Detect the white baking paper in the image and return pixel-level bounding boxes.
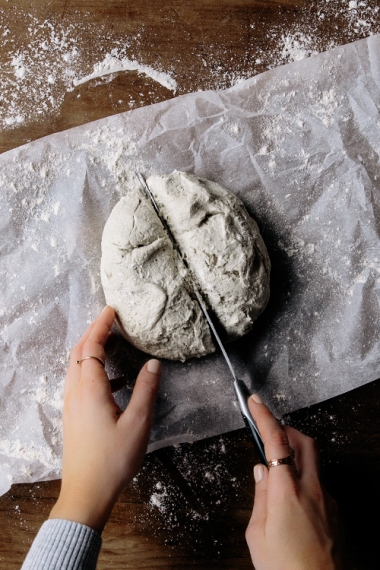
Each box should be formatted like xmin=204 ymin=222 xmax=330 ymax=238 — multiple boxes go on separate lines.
xmin=0 ymin=35 xmax=379 ymax=495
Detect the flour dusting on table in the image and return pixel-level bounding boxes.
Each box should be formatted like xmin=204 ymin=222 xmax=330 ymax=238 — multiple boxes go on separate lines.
xmin=0 ymin=13 xmax=175 ymax=130
xmin=74 ymin=50 xmax=178 ymax=93
xmin=1 ymin=3 xmax=380 ymax=133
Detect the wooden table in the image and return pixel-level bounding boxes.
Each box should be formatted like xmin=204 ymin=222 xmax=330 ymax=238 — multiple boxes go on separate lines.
xmin=1 ymin=2 xmax=379 ymax=568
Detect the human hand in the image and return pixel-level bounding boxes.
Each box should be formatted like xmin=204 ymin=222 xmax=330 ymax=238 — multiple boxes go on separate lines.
xmin=246 ymin=395 xmax=343 ymax=570
xmin=49 ymin=306 xmax=161 ymax=533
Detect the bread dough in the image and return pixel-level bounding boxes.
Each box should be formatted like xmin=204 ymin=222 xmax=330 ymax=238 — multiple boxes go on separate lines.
xmin=101 ymin=171 xmax=270 ymax=361
xmin=100 ymin=189 xmax=214 ymax=361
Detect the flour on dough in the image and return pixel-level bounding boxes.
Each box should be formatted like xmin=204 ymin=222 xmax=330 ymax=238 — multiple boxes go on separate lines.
xmin=101 ymin=188 xmax=214 ymax=361
xmin=101 ymin=171 xmax=270 ymax=360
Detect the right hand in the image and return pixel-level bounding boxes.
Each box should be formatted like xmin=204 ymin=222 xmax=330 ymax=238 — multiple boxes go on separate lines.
xmin=246 ymin=394 xmax=343 ymax=570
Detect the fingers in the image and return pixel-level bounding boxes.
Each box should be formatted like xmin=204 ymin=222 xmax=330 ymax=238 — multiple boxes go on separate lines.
xmin=65 ymin=307 xmax=115 ymax=397
xmin=79 ymin=306 xmax=115 ymax=377
xmin=121 ymin=359 xmax=161 ymax=433
xmin=285 ymin=425 xmax=320 ymax=482
xmin=246 ymin=462 xmax=268 ymax=557
xmin=65 ymin=322 xmax=95 ymax=397
xmin=248 ymin=463 xmax=268 ymax=531
xmin=249 ymin=395 xmax=292 ymax=464
xmin=249 ymin=396 xmax=321 ymax=489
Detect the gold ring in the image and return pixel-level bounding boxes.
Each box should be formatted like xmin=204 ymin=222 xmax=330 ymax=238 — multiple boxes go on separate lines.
xmin=267 ymin=455 xmax=296 ymax=469
xmin=76 ymin=356 xmax=105 ymax=368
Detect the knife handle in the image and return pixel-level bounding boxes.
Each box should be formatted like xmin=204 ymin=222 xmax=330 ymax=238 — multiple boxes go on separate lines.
xmin=233 ymin=379 xmax=268 ymax=467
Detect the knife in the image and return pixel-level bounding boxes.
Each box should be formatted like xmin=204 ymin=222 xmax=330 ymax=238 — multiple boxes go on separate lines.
xmin=135 ymin=171 xmax=267 ymax=466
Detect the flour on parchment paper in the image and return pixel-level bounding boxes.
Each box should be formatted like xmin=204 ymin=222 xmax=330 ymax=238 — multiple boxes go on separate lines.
xmin=0 ymin=122 xmax=141 ymax=491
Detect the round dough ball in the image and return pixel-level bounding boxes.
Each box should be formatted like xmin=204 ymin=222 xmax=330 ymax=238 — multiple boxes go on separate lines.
xmin=101 ymin=170 xmax=270 ymax=361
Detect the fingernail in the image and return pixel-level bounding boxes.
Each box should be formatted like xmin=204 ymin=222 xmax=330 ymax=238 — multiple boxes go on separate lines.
xmin=251 ymin=393 xmax=263 ymax=404
xmin=147 ymin=359 xmax=161 ymax=375
xmin=254 ymin=464 xmax=265 ymax=483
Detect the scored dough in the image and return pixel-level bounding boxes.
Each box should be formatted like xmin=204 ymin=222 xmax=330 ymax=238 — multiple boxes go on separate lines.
xmin=101 ymin=170 xmax=270 ymax=361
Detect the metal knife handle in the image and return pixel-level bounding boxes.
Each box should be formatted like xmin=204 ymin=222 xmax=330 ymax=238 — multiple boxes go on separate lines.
xmin=233 ymin=379 xmax=268 ymax=466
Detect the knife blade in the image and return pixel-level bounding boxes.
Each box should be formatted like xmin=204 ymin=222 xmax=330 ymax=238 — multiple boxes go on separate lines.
xmin=135 ymin=171 xmax=267 ymax=466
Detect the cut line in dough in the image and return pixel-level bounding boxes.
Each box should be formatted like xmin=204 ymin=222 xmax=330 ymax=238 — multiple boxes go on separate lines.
xmin=101 ymin=170 xmax=270 ymax=361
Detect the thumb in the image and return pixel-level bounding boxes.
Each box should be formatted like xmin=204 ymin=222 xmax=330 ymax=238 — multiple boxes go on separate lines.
xmin=119 ymin=359 xmax=161 ymax=439
xmin=247 ymin=463 xmax=268 ymax=538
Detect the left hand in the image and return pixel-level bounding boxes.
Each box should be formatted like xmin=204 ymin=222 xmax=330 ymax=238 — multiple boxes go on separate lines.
xmin=49 ymin=306 xmax=161 ymax=533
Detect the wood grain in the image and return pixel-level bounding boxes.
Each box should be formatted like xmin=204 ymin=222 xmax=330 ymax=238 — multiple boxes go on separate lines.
xmin=0 ymin=1 xmax=379 ymax=568
xmin=1 ymin=0 xmax=378 ymax=152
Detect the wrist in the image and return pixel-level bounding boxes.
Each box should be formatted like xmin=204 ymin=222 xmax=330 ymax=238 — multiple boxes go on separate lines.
xmin=49 ymin=482 xmax=119 ymax=534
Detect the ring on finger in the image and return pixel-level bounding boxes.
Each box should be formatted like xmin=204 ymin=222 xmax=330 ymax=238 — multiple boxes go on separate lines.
xmin=267 ymin=455 xmax=296 ymax=468
xmin=76 ymin=356 xmax=105 ymax=368
xmin=268 ymin=448 xmax=296 ymax=469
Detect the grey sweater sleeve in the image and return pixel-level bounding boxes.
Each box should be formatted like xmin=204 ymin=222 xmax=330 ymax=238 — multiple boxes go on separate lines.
xmin=21 ymin=519 xmax=102 ymax=570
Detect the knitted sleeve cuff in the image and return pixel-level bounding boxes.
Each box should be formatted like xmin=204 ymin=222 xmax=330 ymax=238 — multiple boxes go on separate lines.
xmin=21 ymin=519 xmax=102 ymax=570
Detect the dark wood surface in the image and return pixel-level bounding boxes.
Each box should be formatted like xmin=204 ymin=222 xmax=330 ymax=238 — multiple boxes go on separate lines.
xmin=0 ymin=1 xmax=379 ymax=568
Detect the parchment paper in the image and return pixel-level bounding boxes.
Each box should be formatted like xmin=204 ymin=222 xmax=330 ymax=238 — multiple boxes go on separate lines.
xmin=1 ymin=35 xmax=380 ymax=495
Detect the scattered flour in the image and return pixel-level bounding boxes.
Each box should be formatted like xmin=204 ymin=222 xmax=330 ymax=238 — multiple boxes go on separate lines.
xmin=250 ymin=0 xmax=380 ymax=73
xmin=0 ymin=438 xmax=59 ymax=471
xmin=0 ymin=3 xmax=379 ymax=133
xmin=149 ymin=481 xmax=168 ymax=513
xmin=129 ymin=435 xmax=251 ymax=556
xmin=280 ymin=33 xmax=318 ymax=62
xmin=74 ymin=50 xmax=177 ymax=93
xmin=0 ymin=13 xmax=177 ymax=130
